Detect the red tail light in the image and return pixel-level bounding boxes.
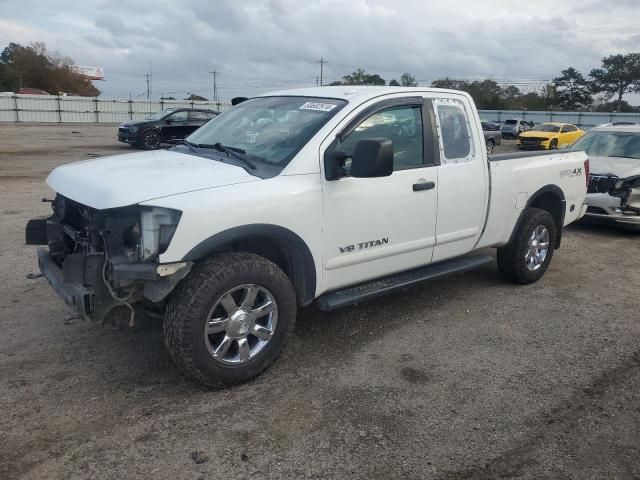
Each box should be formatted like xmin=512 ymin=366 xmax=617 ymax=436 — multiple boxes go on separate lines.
xmin=584 ymin=158 xmax=590 ymax=189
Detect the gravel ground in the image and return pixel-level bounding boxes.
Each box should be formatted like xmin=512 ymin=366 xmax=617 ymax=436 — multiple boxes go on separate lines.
xmin=1 ymin=124 xmax=639 ymax=480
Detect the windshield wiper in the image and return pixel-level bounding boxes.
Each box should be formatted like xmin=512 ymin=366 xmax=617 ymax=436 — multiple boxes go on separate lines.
xmin=181 ymin=139 xmax=198 ymax=151
xmin=192 ymin=142 xmax=256 ymax=170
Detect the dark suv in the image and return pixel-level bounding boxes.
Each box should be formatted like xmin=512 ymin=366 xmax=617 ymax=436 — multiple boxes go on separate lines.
xmin=118 ymin=108 xmax=219 ymax=150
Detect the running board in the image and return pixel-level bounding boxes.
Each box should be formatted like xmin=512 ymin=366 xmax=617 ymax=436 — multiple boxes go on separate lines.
xmin=316 ymin=255 xmax=494 ymax=311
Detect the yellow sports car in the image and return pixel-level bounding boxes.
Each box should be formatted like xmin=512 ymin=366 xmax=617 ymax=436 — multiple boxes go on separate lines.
xmin=517 ymin=123 xmax=585 ymax=150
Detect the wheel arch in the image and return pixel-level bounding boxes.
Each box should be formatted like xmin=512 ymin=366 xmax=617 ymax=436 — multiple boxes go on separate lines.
xmin=182 ymin=224 xmax=317 ymax=306
xmin=509 ymin=185 xmax=566 ymax=249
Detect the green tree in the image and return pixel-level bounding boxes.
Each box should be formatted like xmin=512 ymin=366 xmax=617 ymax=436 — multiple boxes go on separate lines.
xmin=400 ymin=72 xmax=417 ymax=87
xmin=553 ymin=67 xmax=592 ymax=110
xmin=0 ymin=41 xmax=100 ymax=96
xmin=389 ymin=79 xmax=400 ymax=86
xmin=342 ymin=69 xmax=386 ymax=85
xmin=590 ymin=53 xmax=640 ymax=112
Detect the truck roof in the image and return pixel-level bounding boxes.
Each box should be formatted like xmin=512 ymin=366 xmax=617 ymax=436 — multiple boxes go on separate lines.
xmin=258 ymin=86 xmax=471 ymax=103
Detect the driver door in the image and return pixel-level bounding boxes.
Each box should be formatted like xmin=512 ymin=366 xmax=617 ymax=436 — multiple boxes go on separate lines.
xmin=321 ymin=98 xmax=439 ymax=291
xmin=161 ymin=110 xmax=189 ymax=141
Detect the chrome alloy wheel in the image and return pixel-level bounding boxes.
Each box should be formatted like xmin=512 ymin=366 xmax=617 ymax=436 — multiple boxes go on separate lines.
xmin=524 ymin=225 xmax=550 ymax=271
xmin=204 ymin=284 xmax=278 ymax=365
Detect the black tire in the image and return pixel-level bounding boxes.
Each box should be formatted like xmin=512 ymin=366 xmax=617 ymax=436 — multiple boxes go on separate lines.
xmin=486 ymin=139 xmax=495 ymax=154
xmin=163 ymin=252 xmax=296 ymax=388
xmin=497 ymin=207 xmax=556 ymax=284
xmin=140 ymin=130 xmax=162 ymax=150
xmin=549 ymin=139 xmax=558 ymax=150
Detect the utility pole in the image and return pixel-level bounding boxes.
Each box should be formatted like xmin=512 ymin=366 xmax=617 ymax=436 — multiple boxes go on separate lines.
xmin=315 ymin=57 xmax=327 ymax=86
xmin=144 ymin=72 xmax=151 ymax=99
xmin=210 ymin=70 xmax=218 ymax=103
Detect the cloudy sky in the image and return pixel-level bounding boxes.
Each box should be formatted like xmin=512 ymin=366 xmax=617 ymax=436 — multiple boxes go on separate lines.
xmin=1 ymin=0 xmax=639 ymax=102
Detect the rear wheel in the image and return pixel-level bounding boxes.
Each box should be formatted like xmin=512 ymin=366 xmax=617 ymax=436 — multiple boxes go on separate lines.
xmin=163 ymin=252 xmax=296 ymax=388
xmin=497 ymin=208 xmax=556 ymax=284
xmin=486 ymin=139 xmax=495 ymax=154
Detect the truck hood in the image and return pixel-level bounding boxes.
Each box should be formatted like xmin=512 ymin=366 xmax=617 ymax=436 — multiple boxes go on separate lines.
xmin=588 ymin=155 xmax=640 ymax=179
xmin=47 ymin=149 xmax=259 ymax=209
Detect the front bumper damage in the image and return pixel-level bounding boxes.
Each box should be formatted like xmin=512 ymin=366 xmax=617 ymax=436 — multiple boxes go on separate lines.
xmin=26 ymin=197 xmax=190 ymax=322
xmin=583 ymin=174 xmax=640 ymax=231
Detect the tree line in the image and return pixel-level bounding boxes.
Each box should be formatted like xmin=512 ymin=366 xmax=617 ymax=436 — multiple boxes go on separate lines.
xmin=332 ymin=53 xmax=640 ymax=112
xmin=0 ymin=42 xmax=100 ymax=96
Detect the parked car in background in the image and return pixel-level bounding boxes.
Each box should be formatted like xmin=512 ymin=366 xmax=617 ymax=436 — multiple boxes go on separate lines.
xmin=501 ymin=118 xmax=534 ymax=138
xmin=118 ymin=108 xmax=219 ymax=150
xmin=570 ymin=124 xmax=640 ymax=230
xmin=481 ymin=121 xmax=502 ymax=153
xmin=517 ymin=123 xmax=585 ymax=150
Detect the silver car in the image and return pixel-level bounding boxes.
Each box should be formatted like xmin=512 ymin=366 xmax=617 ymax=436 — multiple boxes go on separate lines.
xmin=571 ymin=125 xmax=640 ymax=231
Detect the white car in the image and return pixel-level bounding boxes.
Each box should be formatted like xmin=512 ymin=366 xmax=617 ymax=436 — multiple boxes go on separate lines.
xmin=571 ymin=124 xmax=640 ymax=231
xmin=26 ymin=86 xmax=589 ymax=387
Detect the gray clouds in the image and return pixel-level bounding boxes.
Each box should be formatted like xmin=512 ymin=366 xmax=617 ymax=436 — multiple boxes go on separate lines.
xmin=2 ymin=0 xmax=639 ymax=100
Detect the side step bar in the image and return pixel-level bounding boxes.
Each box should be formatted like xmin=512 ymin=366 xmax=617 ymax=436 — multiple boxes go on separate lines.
xmin=316 ymin=255 xmax=494 ymax=311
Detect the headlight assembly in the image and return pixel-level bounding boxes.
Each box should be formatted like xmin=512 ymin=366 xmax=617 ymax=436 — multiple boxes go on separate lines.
xmin=139 ymin=207 xmax=182 ymax=260
xmin=129 ymin=125 xmax=139 ymax=133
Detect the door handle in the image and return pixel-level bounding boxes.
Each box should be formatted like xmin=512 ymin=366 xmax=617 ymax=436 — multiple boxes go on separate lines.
xmin=413 ymin=181 xmax=435 ymax=192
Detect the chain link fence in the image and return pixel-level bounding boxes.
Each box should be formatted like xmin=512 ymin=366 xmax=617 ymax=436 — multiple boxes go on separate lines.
xmin=0 ymin=94 xmax=232 ymax=123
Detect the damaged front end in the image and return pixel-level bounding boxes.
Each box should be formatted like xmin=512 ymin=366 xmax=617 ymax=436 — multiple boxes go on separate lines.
xmin=25 ymin=194 xmax=190 ymax=322
xmin=610 ymin=175 xmax=640 ymax=216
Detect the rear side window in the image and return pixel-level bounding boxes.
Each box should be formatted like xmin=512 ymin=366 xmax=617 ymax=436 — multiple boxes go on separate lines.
xmin=562 ymin=125 xmax=577 ymax=133
xmin=436 ymin=103 xmax=472 ymax=162
xmin=168 ymin=110 xmax=188 ymax=122
xmin=190 ymin=111 xmax=210 ymax=121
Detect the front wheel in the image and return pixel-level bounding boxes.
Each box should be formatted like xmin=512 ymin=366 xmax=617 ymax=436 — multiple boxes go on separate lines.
xmin=549 ymin=139 xmax=558 ymax=150
xmin=497 ymin=207 xmax=556 ymax=284
xmin=140 ymin=130 xmax=162 ymax=150
xmin=164 ymin=252 xmax=297 ymax=388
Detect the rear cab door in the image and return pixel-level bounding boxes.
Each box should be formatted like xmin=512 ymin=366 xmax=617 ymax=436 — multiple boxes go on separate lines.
xmin=320 ymin=96 xmax=441 ymax=291
xmin=431 ymin=95 xmax=489 ymax=262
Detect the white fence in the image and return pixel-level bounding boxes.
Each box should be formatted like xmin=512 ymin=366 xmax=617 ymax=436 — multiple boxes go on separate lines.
xmin=478 ymin=109 xmax=640 ymax=130
xmin=2 ymin=94 xmax=639 ymax=128
xmin=0 ymin=94 xmax=232 ymax=123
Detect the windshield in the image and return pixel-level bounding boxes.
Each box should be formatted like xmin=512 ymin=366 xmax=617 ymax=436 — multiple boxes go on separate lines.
xmin=532 ymin=124 xmax=561 ymax=133
xmin=570 ymin=131 xmax=640 ymax=159
xmin=504 ymin=120 xmax=518 ymax=125
xmin=186 ymin=96 xmax=347 ymax=166
xmin=145 ymin=109 xmax=175 ymax=121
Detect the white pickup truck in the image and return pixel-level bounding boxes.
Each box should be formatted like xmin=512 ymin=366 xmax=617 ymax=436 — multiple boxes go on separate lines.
xmin=26 ymin=87 xmax=589 ymax=387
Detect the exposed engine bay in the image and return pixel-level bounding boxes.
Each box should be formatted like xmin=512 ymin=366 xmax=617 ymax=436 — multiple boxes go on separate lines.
xmin=26 ymin=194 xmax=189 ymax=322
xmin=610 ymin=174 xmax=640 ymax=215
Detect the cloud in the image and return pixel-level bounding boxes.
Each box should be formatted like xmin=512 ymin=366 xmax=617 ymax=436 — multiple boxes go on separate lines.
xmin=2 ymin=0 xmax=640 ymax=102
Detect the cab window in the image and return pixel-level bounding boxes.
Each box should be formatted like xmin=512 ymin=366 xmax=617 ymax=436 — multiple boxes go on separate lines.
xmin=436 ymin=103 xmax=471 ymax=162
xmin=337 ymin=104 xmax=427 ymax=171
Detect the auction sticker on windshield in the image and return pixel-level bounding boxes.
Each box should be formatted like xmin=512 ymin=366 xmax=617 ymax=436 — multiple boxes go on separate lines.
xmin=299 ymin=102 xmax=338 ymax=112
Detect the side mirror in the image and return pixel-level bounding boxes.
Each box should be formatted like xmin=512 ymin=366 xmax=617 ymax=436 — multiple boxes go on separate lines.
xmin=351 ymin=138 xmax=393 ymax=178
xmin=165 ymin=119 xmax=173 ymax=125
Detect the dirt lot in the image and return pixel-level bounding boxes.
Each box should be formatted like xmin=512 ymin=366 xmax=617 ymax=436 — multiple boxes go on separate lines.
xmin=1 ymin=124 xmax=639 ymax=480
